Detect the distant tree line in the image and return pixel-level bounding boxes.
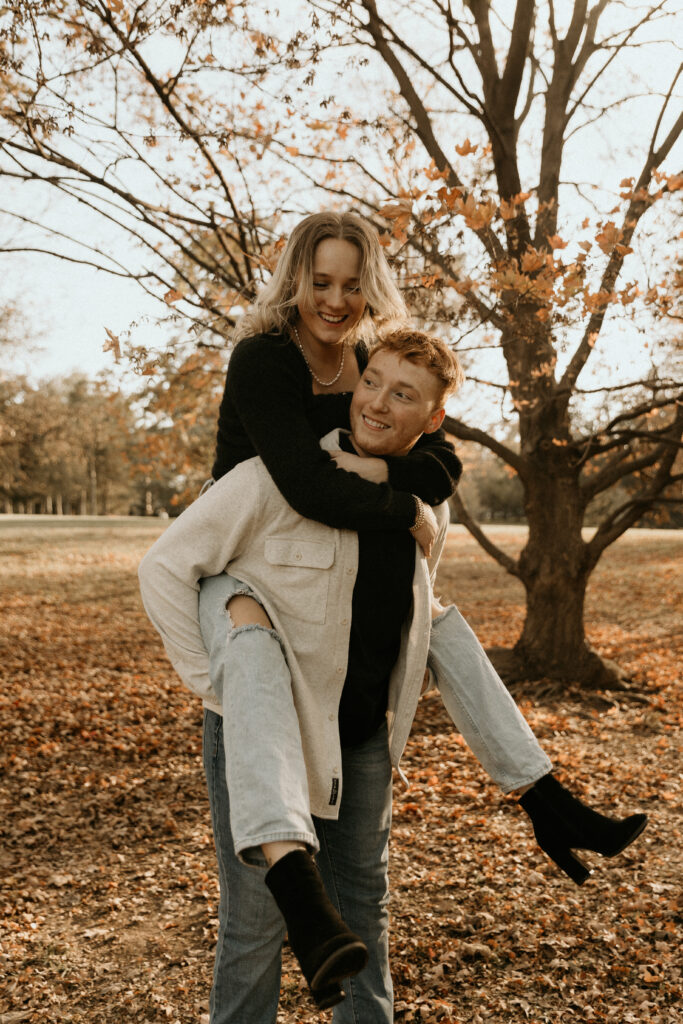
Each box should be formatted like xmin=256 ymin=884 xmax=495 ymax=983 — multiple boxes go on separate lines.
xmin=2 ymin=363 xmax=679 ymax=528
xmin=0 ymin=373 xmax=186 ymax=517
xmin=456 ymin=443 xmax=683 ymax=529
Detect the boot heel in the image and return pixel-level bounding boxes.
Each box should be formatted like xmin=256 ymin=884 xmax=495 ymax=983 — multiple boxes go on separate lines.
xmin=520 ymin=774 xmax=648 ymax=885
xmin=541 ymin=841 xmax=591 ymax=885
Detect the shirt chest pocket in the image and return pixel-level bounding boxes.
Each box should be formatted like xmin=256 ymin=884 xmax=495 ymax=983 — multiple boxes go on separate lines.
xmin=263 ymin=537 xmax=336 ymax=624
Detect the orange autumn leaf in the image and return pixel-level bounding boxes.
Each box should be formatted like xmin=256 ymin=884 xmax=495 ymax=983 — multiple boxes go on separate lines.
xmin=103 ymin=327 xmax=121 ymax=360
xmin=595 ymin=220 xmax=621 ymax=254
xmin=436 ymin=186 xmax=463 ymax=211
xmin=447 ymin=277 xmax=478 ymax=294
xmin=521 ymin=249 xmax=546 ymax=274
xmin=379 ymin=200 xmax=411 ymax=219
xmin=499 ymin=198 xmax=518 ymax=221
xmin=456 ymin=194 xmax=496 ymax=230
xmin=455 ymin=138 xmax=478 ymax=156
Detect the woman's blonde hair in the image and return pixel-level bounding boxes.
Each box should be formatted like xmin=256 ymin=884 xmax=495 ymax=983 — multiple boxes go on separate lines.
xmin=233 ymin=212 xmax=408 ymax=344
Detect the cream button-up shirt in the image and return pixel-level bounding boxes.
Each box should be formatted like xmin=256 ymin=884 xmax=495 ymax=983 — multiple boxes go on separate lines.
xmin=139 ymin=430 xmax=450 ymax=818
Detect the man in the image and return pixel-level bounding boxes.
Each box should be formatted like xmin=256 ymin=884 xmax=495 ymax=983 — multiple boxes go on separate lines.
xmin=139 ymin=327 xmax=475 ymax=1018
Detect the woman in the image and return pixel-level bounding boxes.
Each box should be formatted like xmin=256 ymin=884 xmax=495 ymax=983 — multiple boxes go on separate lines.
xmin=150 ymin=212 xmax=646 ymax=1022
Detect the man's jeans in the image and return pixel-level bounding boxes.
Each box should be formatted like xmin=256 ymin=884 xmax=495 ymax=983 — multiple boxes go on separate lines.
xmin=203 ymin=709 xmax=394 ymax=1024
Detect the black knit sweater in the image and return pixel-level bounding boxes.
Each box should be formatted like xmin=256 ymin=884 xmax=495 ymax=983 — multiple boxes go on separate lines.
xmin=211 ymin=332 xmax=462 ymax=528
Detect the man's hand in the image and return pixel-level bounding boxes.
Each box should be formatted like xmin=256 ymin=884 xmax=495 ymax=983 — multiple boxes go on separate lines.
xmin=411 ymin=502 xmax=438 ymax=558
xmin=330 ymin=450 xmax=389 ymax=483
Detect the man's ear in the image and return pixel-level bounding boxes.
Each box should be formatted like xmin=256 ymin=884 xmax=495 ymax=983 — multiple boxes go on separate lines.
xmin=423 ymin=407 xmax=446 ymax=434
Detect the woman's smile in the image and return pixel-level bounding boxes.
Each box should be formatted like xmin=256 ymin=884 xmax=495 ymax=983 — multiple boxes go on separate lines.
xmin=296 ymin=237 xmax=366 ymax=355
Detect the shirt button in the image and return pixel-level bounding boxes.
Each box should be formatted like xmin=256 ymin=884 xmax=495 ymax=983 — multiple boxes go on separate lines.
xmin=333 ymin=767 xmax=340 ymax=774
xmin=346 ymin=568 xmax=354 ymax=575
xmin=341 ymin=618 xmax=348 ymax=625
xmin=336 ymin=666 xmax=343 ymax=674
xmin=328 ymin=713 xmax=335 ymax=721
xmin=295 ymin=551 xmax=302 ymax=560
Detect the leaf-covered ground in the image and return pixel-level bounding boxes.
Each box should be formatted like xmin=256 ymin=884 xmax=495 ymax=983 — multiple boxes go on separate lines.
xmin=1 ymin=520 xmax=680 ymax=1024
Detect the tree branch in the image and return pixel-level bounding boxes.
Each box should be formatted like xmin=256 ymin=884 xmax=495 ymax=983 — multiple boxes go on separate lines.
xmin=557 ymin=99 xmax=683 ymax=397
xmin=586 ymin=403 xmax=683 ymax=559
xmin=449 ymin=489 xmax=522 ymax=578
xmin=442 ymin=414 xmax=527 ymax=476
xmin=358 ymin=0 xmax=504 ymax=261
xmin=582 ymin=440 xmax=678 ymax=501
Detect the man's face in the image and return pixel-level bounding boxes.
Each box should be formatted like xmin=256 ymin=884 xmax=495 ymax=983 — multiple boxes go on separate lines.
xmin=349 ymin=349 xmax=445 ymax=457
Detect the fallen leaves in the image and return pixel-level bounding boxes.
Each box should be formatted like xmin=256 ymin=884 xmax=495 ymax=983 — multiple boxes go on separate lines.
xmin=0 ymin=522 xmax=681 ymax=1022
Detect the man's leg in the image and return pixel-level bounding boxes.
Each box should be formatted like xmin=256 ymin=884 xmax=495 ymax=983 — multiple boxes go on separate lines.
xmin=203 ymin=709 xmax=285 ymax=1024
xmin=314 ymin=722 xmax=394 ymax=1024
xmin=429 ymin=603 xmax=552 ymax=792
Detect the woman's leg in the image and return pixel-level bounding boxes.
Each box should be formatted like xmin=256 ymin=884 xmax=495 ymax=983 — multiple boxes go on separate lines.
xmin=203 ymin=709 xmax=285 ymax=1024
xmin=429 ymin=604 xmax=648 ymax=883
xmin=199 ymin=574 xmax=365 ymax=1008
xmin=198 ymin=573 xmax=318 ymax=860
xmin=428 ymin=603 xmax=552 ymax=792
xmin=314 ymin=722 xmax=394 ymax=1024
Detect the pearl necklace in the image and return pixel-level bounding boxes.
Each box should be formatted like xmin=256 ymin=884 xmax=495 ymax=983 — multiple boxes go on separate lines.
xmin=292 ymin=324 xmax=346 ymax=387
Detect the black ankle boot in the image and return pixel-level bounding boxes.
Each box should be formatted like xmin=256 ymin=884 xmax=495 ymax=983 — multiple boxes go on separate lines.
xmin=265 ymin=850 xmax=368 ymax=1005
xmin=520 ymin=773 xmax=648 ymax=885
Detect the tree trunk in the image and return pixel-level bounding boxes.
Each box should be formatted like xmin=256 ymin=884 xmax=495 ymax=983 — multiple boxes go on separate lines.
xmin=511 ymin=458 xmax=627 ymax=690
xmin=55 ymin=494 xmax=63 ymax=515
xmin=89 ymin=462 xmax=98 ymax=515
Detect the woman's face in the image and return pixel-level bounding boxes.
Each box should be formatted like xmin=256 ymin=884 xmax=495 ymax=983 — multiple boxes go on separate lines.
xmin=296 ymin=237 xmax=367 ymax=350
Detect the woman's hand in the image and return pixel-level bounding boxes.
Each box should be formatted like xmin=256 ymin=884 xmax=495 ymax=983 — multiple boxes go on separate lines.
xmin=411 ymin=502 xmax=439 ymax=558
xmin=330 ymin=450 xmax=389 ymax=484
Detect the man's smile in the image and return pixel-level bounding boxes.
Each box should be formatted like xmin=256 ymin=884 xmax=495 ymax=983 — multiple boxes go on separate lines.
xmin=361 ymin=414 xmax=390 ymax=430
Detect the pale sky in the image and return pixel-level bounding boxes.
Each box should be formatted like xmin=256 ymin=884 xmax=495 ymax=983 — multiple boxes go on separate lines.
xmin=1 ymin=1 xmax=681 ymax=394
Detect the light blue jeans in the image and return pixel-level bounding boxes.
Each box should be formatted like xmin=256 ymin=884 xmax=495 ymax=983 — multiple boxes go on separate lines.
xmin=198 ymin=572 xmax=551 ymax=1022
xmin=199 ymin=573 xmax=318 ymax=862
xmin=429 ymin=605 xmax=552 ymax=792
xmin=203 ymin=708 xmax=393 ymax=1024
xmin=198 ymin=573 xmax=551 ymax=858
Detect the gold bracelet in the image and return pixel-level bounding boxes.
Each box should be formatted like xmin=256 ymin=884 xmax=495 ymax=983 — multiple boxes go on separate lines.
xmin=409 ymin=495 xmax=425 ymax=535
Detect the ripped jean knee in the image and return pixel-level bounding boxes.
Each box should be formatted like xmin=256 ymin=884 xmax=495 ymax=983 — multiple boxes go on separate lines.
xmin=198 ymin=573 xmax=286 ymax=663
xmin=227 ymin=619 xmax=283 ymax=650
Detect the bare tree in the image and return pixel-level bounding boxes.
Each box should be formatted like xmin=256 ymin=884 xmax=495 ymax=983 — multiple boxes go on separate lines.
xmin=301 ymin=0 xmax=683 ymax=687
xmin=1 ymin=0 xmax=681 ymax=686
